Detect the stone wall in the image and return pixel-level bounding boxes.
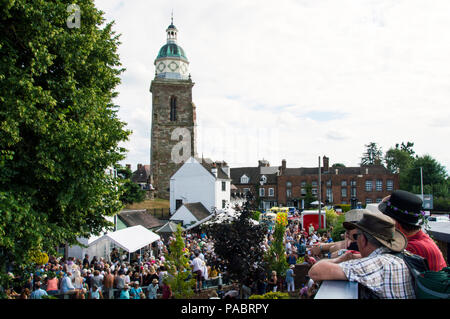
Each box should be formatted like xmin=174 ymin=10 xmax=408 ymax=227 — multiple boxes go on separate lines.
xmin=150 ymin=78 xmax=197 ymax=199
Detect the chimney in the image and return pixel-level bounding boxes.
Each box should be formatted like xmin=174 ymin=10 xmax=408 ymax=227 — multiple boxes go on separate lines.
xmin=365 ymin=168 xmax=369 ymax=175
xmin=211 ymin=163 xmax=218 ymax=177
xmin=258 ymin=159 xmax=270 ymax=167
xmin=282 ymin=159 xmax=286 ymax=172
xmin=137 ymin=163 xmax=142 ymax=170
xmin=323 ymin=156 xmax=329 ymax=171
xmin=335 ymin=168 xmax=339 ymax=175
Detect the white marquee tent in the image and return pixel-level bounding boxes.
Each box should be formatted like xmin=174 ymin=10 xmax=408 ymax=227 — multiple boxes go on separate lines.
xmin=89 ymin=225 xmax=160 ymax=255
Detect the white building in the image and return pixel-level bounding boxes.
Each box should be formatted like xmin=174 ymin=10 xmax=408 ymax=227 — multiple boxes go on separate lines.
xmin=169 ymin=156 xmax=232 ymax=217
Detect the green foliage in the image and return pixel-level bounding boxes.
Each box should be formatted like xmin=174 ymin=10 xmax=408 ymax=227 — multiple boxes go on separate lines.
xmin=115 ymin=165 xmax=145 ymax=205
xmin=325 ymin=207 xmax=338 ymax=228
xmin=264 ymin=223 xmax=289 ymax=277
xmin=164 ymin=224 xmax=196 ymax=299
xmin=361 ymin=142 xmax=383 ymax=166
xmin=251 ymin=210 xmax=261 ymax=221
xmin=249 ymin=291 xmax=290 ymax=299
xmin=331 ymin=214 xmax=346 ymax=242
xmin=403 ymin=155 xmax=448 ymax=198
xmin=433 ymin=197 xmax=450 ymax=211
xmin=303 ymin=183 xmax=314 ymax=209
xmin=338 ymin=204 xmax=351 ymax=213
xmin=0 ymin=0 xmax=130 ymax=289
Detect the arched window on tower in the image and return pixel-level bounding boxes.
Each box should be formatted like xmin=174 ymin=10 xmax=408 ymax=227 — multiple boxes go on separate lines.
xmin=170 ymin=96 xmax=177 ymax=121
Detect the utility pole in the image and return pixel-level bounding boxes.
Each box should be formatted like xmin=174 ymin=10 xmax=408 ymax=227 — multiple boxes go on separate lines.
xmin=420 ymin=166 xmax=424 ymax=202
xmin=318 ymin=156 xmax=322 ymax=229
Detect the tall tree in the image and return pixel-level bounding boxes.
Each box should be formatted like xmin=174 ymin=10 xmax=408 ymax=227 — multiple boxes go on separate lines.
xmin=204 ymin=193 xmax=267 ymax=286
xmin=403 ymin=155 xmax=448 ymax=198
xmin=385 ymin=141 xmax=416 ymax=189
xmin=264 ymin=213 xmax=289 ymax=278
xmin=0 ymin=0 xmax=130 ymax=288
xmin=360 ymin=142 xmax=383 ymax=166
xmin=164 ymin=224 xmax=196 ymax=299
xmin=116 ymin=165 xmax=146 ymax=205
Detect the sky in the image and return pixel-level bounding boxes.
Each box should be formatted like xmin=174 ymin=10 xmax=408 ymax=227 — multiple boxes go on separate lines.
xmin=95 ymin=0 xmax=450 ymax=173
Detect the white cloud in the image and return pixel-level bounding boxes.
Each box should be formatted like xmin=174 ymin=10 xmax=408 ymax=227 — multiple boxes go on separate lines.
xmin=96 ymin=0 xmax=450 ymax=172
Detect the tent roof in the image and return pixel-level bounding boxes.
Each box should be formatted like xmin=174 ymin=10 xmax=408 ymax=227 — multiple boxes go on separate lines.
xmin=156 ymin=221 xmax=184 ymax=233
xmin=89 ymin=225 xmax=160 ymax=253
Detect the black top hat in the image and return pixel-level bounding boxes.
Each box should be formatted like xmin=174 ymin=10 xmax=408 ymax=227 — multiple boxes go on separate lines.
xmin=378 ymin=190 xmax=425 ymax=226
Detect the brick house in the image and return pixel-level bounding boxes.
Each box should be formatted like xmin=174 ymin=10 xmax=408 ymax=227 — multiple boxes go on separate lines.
xmin=231 ymin=157 xmax=399 ymax=210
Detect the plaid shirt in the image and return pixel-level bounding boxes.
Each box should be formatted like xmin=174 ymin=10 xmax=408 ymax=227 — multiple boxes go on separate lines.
xmin=339 ymin=247 xmax=415 ymax=299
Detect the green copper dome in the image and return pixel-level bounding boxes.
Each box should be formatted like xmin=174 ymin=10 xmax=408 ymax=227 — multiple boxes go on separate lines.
xmin=156 ymin=43 xmax=187 ymax=61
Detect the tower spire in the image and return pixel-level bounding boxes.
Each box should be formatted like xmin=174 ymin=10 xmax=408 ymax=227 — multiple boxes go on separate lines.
xmin=171 ymin=10 xmax=173 ymax=25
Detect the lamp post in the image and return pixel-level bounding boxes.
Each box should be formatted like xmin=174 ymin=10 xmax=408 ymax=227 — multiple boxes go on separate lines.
xmin=318 ymin=156 xmax=322 ymax=229
xmin=420 ymin=166 xmax=424 ymax=202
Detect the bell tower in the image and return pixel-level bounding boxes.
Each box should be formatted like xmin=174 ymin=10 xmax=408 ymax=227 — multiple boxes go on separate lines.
xmin=150 ymin=19 xmax=197 ymax=200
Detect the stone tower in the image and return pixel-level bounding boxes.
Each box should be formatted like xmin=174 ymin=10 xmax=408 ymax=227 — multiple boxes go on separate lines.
xmin=150 ymin=20 xmax=197 ymax=199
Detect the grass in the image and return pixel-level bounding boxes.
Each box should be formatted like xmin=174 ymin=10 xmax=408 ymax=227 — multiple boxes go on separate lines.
xmin=125 ymin=198 xmax=170 ymax=210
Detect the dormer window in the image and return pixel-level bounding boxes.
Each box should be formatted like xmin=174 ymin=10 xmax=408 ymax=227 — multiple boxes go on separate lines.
xmin=260 ymin=175 xmax=267 ymax=184
xmin=241 ymin=174 xmax=249 ymax=184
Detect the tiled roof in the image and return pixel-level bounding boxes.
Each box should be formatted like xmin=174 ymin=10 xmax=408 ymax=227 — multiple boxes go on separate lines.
xmin=118 ymin=210 xmax=164 ymax=229
xmin=183 ymin=202 xmax=212 ymax=221
xmin=131 ymin=165 xmax=151 ymax=183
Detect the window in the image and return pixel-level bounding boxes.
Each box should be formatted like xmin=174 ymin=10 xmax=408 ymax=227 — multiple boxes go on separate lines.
xmin=269 ymin=188 xmax=274 ymax=197
xmin=341 ymin=188 xmax=347 ymax=198
xmin=170 ymin=96 xmax=177 ymax=121
xmin=286 ymin=181 xmax=292 ymax=188
xmin=301 ymin=181 xmax=306 ymax=187
xmin=312 ymin=181 xmax=318 ymax=187
xmin=301 ymin=188 xmax=306 ymax=195
xmin=326 ymin=180 xmax=332 ymax=186
xmin=243 ymin=188 xmax=250 ymax=194
xmin=326 ymin=188 xmax=333 ymax=203
xmin=312 ymin=188 xmax=318 ymax=195
xmin=261 ymin=175 xmax=267 ymax=184
xmin=259 ymin=188 xmax=265 ymax=197
xmin=376 ymin=198 xmax=382 ymax=203
xmin=241 ymin=175 xmax=249 ymax=184
xmin=286 ymin=189 xmax=292 ymax=198
xmin=350 ymin=180 xmax=356 ymax=187
xmin=366 ymin=198 xmax=373 ymax=204
xmin=387 ymin=180 xmax=393 ymax=191
xmin=376 ymin=180 xmax=383 ymax=191
xmin=222 ymin=181 xmax=226 ymax=191
xmin=222 ymin=200 xmax=226 ymax=209
xmin=341 ymin=180 xmax=347 ymax=187
xmin=351 ymin=187 xmax=357 ymax=197
xmin=175 ymin=199 xmax=183 ymax=210
xmin=365 ymin=180 xmax=373 ymax=192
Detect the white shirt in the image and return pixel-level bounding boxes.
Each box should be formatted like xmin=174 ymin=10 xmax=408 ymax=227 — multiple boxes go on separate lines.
xmin=191 ymin=257 xmax=203 ymax=272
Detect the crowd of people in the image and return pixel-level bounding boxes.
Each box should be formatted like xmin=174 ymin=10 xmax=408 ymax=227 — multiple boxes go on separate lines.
xmin=3 ymin=190 xmax=446 ymax=300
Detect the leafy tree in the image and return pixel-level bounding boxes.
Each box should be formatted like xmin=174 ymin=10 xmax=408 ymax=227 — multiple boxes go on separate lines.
xmin=360 ymin=142 xmax=383 ymax=166
xmin=204 ymin=193 xmax=267 ymax=286
xmin=404 ymin=155 xmax=448 ymax=198
xmin=116 ymin=165 xmax=145 ymax=205
xmin=264 ymin=214 xmax=289 ymax=278
xmin=331 ymin=163 xmax=346 ymax=168
xmin=164 ymin=224 xmax=196 ymax=299
xmin=0 ymin=0 xmax=130 ymax=289
xmin=385 ymin=142 xmax=416 ymax=189
xmin=303 ymin=183 xmax=314 ymax=209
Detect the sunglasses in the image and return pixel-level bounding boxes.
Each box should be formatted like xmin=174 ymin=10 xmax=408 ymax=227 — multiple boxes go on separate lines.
xmin=352 ymin=232 xmax=362 ymax=241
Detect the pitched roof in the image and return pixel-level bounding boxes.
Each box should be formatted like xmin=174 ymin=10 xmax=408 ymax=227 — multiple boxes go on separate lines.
xmin=131 ymin=165 xmax=151 ymax=183
xmin=283 ymin=165 xmax=393 ymax=176
xmin=183 ymin=202 xmax=212 ymax=221
xmin=230 ymin=166 xmax=278 ymax=185
xmin=156 ymin=221 xmax=185 ymax=233
xmin=118 ymin=210 xmax=164 ymax=229
xmin=198 ymin=159 xmax=230 ymax=180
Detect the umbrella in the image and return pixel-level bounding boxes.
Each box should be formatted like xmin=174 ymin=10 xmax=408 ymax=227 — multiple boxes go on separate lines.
xmin=310 ymin=201 xmax=324 ymax=206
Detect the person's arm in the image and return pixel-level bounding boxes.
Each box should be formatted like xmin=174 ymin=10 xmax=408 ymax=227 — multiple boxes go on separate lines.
xmin=308 ymin=252 xmax=354 ymax=282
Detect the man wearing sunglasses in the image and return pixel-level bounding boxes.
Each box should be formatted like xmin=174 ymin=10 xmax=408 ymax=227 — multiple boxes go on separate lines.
xmin=309 ymin=210 xmax=363 ymax=258
xmin=308 ymin=210 xmax=415 ymax=299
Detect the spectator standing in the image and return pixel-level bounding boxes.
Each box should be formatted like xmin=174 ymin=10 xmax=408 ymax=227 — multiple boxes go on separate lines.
xmin=89 ymin=285 xmax=103 ymax=299
xmin=378 ymin=190 xmax=447 ymax=271
xmin=129 ymin=281 xmax=143 ymax=299
xmin=103 ymin=269 xmax=115 ymax=299
xmin=161 ymin=279 xmax=172 ymax=299
xmin=119 ymin=284 xmax=130 ymax=299
xmin=286 ymin=265 xmax=295 ymax=292
xmin=46 ymin=273 xmax=59 ymax=296
xmin=147 ymin=278 xmax=159 ymax=299
xmin=268 ymin=271 xmax=277 ymax=292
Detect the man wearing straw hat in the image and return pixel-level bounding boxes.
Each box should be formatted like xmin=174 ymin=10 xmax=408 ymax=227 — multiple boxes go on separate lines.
xmin=308 ymin=210 xmax=415 ymax=299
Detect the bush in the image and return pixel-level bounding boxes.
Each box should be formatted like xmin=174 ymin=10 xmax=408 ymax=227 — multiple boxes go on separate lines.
xmin=339 ymin=204 xmax=352 ymax=213
xmin=249 ymin=291 xmax=290 ymax=299
xmin=251 ymin=211 xmax=261 ymax=221
xmin=331 ymin=214 xmax=346 ymax=242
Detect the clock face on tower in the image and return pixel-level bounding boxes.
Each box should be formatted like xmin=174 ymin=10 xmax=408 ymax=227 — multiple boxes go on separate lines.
xmin=157 ymin=62 xmax=165 ymax=72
